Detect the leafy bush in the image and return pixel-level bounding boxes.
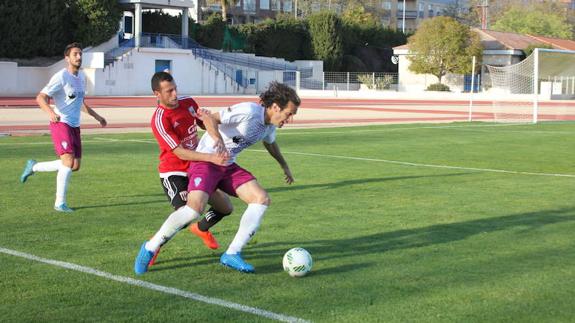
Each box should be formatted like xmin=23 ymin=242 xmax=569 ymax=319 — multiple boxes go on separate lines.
xmin=523 ymin=43 xmax=554 ymax=57
xmin=426 ymin=83 xmax=451 ymax=91
xmin=358 ymin=74 xmax=395 ymax=90
xmin=233 ymin=16 xmax=312 ymax=61
xmin=0 ymin=0 xmax=121 ymax=58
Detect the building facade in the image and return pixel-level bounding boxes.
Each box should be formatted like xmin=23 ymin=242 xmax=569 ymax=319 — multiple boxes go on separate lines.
xmin=199 ymin=0 xmax=466 ymax=30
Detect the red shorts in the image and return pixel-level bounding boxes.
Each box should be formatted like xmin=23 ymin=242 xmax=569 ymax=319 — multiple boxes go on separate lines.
xmin=187 ymin=162 xmax=255 ymax=197
xmin=50 ymin=122 xmax=82 ymax=158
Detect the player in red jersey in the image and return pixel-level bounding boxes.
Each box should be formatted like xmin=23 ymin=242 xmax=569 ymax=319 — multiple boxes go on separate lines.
xmin=142 ymin=72 xmax=232 ymax=269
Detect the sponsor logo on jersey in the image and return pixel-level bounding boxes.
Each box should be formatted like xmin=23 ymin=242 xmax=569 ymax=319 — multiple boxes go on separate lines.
xmin=188 ymin=124 xmax=197 ymax=134
xmin=61 ymin=141 xmax=68 ymax=149
xmin=232 ymin=136 xmax=244 ymax=144
xmin=194 ymin=177 xmax=202 ymax=187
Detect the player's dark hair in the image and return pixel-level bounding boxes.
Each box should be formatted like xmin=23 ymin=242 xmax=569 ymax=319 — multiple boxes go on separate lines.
xmin=259 ymin=82 xmax=301 ymax=110
xmin=64 ymin=43 xmax=82 ymax=56
xmin=151 ymin=71 xmax=174 ymax=91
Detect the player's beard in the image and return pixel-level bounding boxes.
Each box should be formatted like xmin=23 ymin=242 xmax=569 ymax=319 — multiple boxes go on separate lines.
xmin=72 ymin=59 xmax=82 ymax=69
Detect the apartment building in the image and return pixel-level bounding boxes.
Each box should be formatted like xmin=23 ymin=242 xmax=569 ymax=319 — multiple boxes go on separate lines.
xmin=383 ymin=0 xmax=465 ymax=32
xmin=201 ymin=0 xmax=295 ymax=24
xmin=200 ymin=0 xmax=465 ymax=28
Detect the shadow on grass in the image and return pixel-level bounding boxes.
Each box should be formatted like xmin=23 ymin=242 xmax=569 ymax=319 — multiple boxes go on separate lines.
xmin=248 ymin=207 xmax=575 ymax=275
xmin=265 ymin=172 xmax=472 ymax=193
xmin=73 ymin=199 xmax=166 ymax=210
xmin=149 ymin=208 xmax=575 ymax=275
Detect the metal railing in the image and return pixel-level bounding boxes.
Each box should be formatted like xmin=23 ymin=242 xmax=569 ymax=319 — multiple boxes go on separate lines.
xmin=297 ymin=72 xmax=399 ymax=91
xmin=140 ymin=33 xmax=302 ymax=72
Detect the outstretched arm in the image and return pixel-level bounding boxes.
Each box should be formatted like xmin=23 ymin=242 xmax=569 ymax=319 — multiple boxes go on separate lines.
xmin=81 ymin=102 xmax=107 ymax=127
xmin=263 ymin=141 xmax=294 ymax=184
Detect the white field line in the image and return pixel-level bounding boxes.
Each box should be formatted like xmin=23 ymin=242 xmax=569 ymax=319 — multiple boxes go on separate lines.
xmin=0 ymin=123 xmax=571 ymax=146
xmin=0 ymin=246 xmax=309 ymax=323
xmin=248 ymin=150 xmax=575 ymax=179
xmin=3 ymin=128 xmax=574 ymax=178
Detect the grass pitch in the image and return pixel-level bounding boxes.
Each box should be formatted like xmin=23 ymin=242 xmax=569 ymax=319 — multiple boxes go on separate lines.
xmin=1 ymin=122 xmax=574 ymax=322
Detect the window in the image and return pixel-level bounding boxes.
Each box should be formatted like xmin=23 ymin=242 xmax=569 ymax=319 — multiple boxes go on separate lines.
xmin=155 ymin=60 xmax=171 ymax=73
xmin=244 ymin=0 xmax=255 ymax=12
xmin=260 ymin=0 xmax=269 ymax=10
xmin=271 ymin=0 xmax=280 ymax=11
xmin=398 ymin=1 xmax=404 ymax=11
xmin=283 ymin=0 xmax=292 ymax=12
xmin=124 ymin=16 xmax=133 ymax=34
xmin=382 ymin=1 xmax=391 ymax=10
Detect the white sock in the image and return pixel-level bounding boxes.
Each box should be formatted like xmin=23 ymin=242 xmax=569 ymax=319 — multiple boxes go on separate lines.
xmin=146 ymin=205 xmax=200 ymax=252
xmin=55 ymin=165 xmax=72 ymax=206
xmin=226 ymin=204 xmax=268 ymax=255
xmin=33 ymin=160 xmax=62 ymax=172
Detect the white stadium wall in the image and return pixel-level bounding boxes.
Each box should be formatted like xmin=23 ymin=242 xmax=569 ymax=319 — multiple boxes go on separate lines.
xmin=0 ymin=42 xmax=312 ymax=97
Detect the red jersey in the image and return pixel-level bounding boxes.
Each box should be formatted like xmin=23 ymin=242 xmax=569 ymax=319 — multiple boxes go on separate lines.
xmin=151 ymin=97 xmax=204 ymax=176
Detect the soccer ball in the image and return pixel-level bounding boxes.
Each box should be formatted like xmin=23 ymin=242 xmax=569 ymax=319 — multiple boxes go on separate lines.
xmin=282 ymin=248 xmax=312 ymax=277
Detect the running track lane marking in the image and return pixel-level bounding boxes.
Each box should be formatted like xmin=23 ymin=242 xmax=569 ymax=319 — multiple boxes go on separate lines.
xmin=0 ymin=247 xmax=309 ymax=323
xmin=249 ymin=150 xmax=575 ymax=179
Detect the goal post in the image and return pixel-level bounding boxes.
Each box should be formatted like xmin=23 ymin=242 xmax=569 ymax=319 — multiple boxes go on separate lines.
xmin=486 ymin=48 xmax=575 ymax=123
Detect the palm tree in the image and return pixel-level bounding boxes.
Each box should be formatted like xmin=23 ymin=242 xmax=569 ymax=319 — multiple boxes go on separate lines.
xmin=220 ymin=0 xmax=240 ymax=22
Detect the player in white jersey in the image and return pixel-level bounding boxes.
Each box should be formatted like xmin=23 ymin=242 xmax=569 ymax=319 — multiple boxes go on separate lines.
xmin=20 ymin=43 xmax=107 ymax=212
xmin=134 ymin=81 xmax=300 ymax=274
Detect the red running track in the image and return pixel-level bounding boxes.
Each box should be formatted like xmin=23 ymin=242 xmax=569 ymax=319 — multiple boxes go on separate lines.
xmin=2 ymin=96 xmax=575 ymax=108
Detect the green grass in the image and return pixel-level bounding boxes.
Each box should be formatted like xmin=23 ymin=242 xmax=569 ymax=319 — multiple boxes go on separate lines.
xmin=1 ymin=122 xmax=574 ymax=322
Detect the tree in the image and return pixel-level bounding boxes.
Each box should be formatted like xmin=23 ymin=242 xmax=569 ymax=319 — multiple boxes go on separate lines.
xmin=341 ymin=1 xmax=378 ymax=27
xmin=71 ymin=0 xmax=123 ymax=47
xmin=492 ymin=5 xmax=573 ymax=39
xmin=407 ymin=16 xmax=483 ymax=84
xmin=307 ymin=11 xmax=344 ymax=71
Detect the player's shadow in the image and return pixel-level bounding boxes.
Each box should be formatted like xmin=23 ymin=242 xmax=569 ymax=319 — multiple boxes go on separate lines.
xmin=246 ymin=207 xmax=575 ymax=275
xmin=73 ymin=199 xmax=166 ymax=210
xmin=265 ymin=172 xmax=472 ymax=193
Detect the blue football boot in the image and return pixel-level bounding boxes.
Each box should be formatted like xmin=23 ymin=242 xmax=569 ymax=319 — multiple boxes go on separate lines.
xmin=20 ymin=159 xmax=36 ymax=183
xmin=54 ymin=203 xmax=74 ymax=213
xmin=220 ymin=253 xmax=255 ymax=273
xmin=134 ymin=242 xmax=155 ymax=275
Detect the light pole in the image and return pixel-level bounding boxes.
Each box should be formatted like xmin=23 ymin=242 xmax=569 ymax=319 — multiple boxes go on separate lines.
xmin=402 ymin=0 xmax=406 ymax=33
xmin=294 ymin=0 xmax=297 ymax=18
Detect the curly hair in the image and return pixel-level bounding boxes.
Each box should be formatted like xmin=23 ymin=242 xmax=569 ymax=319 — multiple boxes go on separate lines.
xmin=259 ymin=82 xmax=301 ymax=109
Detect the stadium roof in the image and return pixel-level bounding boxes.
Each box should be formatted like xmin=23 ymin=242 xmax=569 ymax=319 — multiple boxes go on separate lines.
xmin=394 ymin=29 xmax=575 ymax=51
xmin=477 ymin=29 xmax=575 ymax=51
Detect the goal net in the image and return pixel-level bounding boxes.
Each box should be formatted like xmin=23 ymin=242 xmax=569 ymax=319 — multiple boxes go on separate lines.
xmin=486 ymin=49 xmax=575 ymax=123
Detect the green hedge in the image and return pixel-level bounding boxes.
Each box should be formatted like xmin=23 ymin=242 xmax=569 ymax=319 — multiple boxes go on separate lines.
xmin=0 ymin=0 xmax=121 ymax=58
xmin=232 ymin=16 xmax=312 ymax=61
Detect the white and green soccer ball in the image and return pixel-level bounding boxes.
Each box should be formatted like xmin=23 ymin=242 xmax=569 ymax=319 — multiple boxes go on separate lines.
xmin=283 ymin=248 xmax=313 ymax=277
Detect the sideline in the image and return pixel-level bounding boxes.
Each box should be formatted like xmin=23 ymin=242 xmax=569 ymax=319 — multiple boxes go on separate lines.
xmin=0 ymin=247 xmax=309 ymax=323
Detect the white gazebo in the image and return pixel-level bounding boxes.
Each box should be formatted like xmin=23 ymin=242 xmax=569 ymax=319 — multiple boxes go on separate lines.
xmin=118 ymin=0 xmax=198 ymax=47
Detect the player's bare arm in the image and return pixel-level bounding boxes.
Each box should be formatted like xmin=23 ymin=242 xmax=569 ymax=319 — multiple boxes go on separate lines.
xmin=36 ymin=92 xmax=60 ymax=122
xmin=263 ymin=141 xmax=294 ymax=184
xmin=196 ymin=108 xmax=227 ymax=155
xmin=172 ymin=146 xmax=228 ymax=166
xmin=81 ymin=102 xmax=107 ymax=127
